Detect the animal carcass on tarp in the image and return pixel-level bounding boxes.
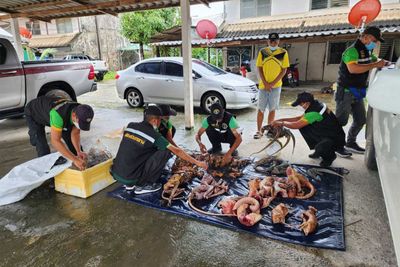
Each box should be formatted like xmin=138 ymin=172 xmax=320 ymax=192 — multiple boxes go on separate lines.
xmin=108 ymin=163 xmax=345 ymax=250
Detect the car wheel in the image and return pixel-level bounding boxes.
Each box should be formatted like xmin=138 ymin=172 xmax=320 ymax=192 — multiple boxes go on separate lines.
xmin=201 ymin=92 xmax=225 ymax=113
xmin=45 ymin=89 xmax=73 ymax=101
xmin=126 ymin=88 xmax=143 ymax=108
xmin=365 ymin=106 xmax=377 ymax=170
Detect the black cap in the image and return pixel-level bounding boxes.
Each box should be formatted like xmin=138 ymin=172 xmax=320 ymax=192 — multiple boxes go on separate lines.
xmin=268 ymin=32 xmax=280 ymax=41
xmin=210 ymin=103 xmax=224 ymax=119
xmin=144 ymin=104 xmax=162 ymax=116
xmin=74 ymin=104 xmax=94 ymax=131
xmin=158 ymin=104 xmax=177 ymax=116
xmin=291 ymin=92 xmax=314 ymax=107
xmin=363 ymin=26 xmax=384 ymax=43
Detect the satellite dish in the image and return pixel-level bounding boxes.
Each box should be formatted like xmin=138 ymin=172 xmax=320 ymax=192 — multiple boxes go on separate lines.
xmin=348 ymin=0 xmax=381 ymax=30
xmin=196 ymin=19 xmax=217 ymax=40
xmin=19 ymin=27 xmax=32 ymax=39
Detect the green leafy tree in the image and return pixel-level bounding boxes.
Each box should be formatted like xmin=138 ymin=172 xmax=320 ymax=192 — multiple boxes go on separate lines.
xmin=120 ymin=8 xmax=180 ymax=60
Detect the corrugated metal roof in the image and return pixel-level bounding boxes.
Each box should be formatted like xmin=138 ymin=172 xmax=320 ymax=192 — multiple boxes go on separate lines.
xmin=219 ymin=6 xmax=400 ymax=38
xmin=0 ymin=0 xmax=222 ymax=21
xmin=28 ymin=32 xmax=80 ymax=48
xmin=151 ymin=5 xmax=400 ymax=46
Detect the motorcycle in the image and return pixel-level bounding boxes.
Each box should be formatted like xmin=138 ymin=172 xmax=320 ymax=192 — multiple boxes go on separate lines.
xmin=283 ymin=61 xmax=299 ymax=88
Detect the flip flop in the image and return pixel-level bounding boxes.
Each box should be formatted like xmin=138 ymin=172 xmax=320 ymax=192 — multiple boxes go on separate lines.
xmin=253 ymin=131 xmax=262 ymax=139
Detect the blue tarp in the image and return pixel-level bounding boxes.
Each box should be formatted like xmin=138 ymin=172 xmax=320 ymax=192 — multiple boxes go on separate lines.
xmin=108 ymin=163 xmax=345 ymax=250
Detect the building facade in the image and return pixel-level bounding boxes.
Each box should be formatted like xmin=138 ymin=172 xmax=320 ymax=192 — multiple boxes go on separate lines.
xmin=15 ymin=15 xmax=131 ymax=70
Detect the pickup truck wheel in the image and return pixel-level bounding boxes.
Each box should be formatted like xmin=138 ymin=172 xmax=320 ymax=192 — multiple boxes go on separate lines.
xmin=365 ymin=106 xmax=378 ymax=170
xmin=45 ymin=89 xmax=73 ymax=101
xmin=126 ymin=88 xmax=143 ymax=108
xmin=201 ymin=92 xmax=225 ymax=113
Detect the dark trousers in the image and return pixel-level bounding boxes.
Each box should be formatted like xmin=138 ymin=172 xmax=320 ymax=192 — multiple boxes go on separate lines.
xmin=206 ymin=128 xmax=235 ymax=150
xmin=26 ymin=115 xmax=77 ymax=157
xmin=335 ymin=86 xmax=366 ymax=144
xmin=136 ymin=150 xmax=172 ymax=186
xmin=314 ymin=138 xmax=336 ymax=161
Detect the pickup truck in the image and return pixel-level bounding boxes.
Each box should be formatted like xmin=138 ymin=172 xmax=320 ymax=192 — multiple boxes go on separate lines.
xmin=63 ymin=54 xmax=108 ymax=81
xmin=365 ymin=58 xmax=400 ymax=265
xmin=0 ymin=29 xmax=97 ymax=120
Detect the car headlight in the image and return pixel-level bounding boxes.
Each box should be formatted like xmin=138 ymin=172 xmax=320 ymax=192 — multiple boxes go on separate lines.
xmin=221 ymin=85 xmax=235 ymax=91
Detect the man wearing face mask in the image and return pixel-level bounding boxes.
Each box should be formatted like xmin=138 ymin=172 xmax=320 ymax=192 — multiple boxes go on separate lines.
xmin=254 ymin=32 xmax=290 ymax=139
xmin=111 ymin=104 xmax=207 ymax=194
xmin=25 ymin=95 xmax=94 ymax=170
xmin=271 ymin=92 xmax=349 ymax=167
xmin=195 ymin=103 xmax=242 ymax=166
xmin=335 ymin=26 xmax=388 ymax=155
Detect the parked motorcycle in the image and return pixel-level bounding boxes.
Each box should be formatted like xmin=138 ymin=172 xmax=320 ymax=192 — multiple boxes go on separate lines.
xmin=283 ymin=61 xmax=299 ymax=88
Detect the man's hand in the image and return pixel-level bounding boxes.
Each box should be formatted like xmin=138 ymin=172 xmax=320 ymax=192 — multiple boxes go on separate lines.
xmin=199 ymin=143 xmax=207 ymax=154
xmin=271 ymin=120 xmax=283 ymax=127
xmin=73 ymin=157 xmax=86 ymax=171
xmin=222 ymin=153 xmax=232 ymax=167
xmin=264 ymin=82 xmax=272 ymax=91
xmin=197 ymin=161 xmax=208 ymax=170
xmin=77 ymin=151 xmax=88 ymax=161
xmin=375 ymin=60 xmax=385 ymax=68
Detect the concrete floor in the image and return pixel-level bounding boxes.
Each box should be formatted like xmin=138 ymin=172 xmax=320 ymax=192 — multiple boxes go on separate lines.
xmin=0 ymin=81 xmax=397 ymax=267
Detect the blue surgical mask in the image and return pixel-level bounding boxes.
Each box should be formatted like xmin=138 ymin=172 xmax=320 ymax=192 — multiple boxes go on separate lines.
xmin=365 ymin=41 xmax=376 ymax=51
xmin=269 ymin=46 xmax=278 ymax=51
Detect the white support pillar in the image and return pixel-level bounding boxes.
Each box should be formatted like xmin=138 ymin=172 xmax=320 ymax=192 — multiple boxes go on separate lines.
xmin=10 ymin=18 xmax=24 ymax=61
xmin=180 ymin=0 xmax=194 ymax=130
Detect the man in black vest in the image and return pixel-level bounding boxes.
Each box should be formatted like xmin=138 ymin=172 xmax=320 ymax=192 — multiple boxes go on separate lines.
xmin=24 ymin=95 xmax=94 ymax=170
xmin=336 ymin=26 xmax=388 ymax=154
xmin=195 ymin=103 xmax=242 ymax=166
xmin=111 ymin=104 xmax=207 ymax=194
xmin=271 ymin=92 xmax=350 ymax=167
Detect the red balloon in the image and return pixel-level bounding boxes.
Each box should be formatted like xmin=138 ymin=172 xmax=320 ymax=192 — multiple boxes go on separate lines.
xmin=196 ymin=19 xmax=217 ymax=39
xmin=19 ymin=27 xmax=32 ymax=39
xmin=348 ymin=0 xmax=381 ymax=27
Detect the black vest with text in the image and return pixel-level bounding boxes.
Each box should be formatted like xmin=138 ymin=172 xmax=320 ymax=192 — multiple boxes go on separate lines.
xmin=207 ymin=112 xmax=233 ymax=134
xmin=337 ymin=39 xmax=372 ymax=88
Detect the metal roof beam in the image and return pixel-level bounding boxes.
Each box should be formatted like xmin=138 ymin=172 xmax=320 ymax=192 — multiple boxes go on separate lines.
xmin=68 ymin=0 xmax=118 ymax=17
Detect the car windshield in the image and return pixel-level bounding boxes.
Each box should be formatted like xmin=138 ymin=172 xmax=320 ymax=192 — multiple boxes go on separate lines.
xmin=193 ymin=59 xmax=225 ymax=76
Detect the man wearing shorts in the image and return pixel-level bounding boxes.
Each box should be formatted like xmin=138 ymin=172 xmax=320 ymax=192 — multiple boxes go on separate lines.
xmin=254 ymin=32 xmax=289 ymax=139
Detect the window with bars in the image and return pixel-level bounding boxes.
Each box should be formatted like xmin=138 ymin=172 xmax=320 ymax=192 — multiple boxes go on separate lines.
xmin=25 ymin=21 xmax=41 ymax=35
xmin=56 ymin=18 xmax=73 ymax=34
xmin=311 ymin=0 xmax=348 ymax=10
xmin=240 ymin=0 xmax=271 ymax=19
xmin=327 ymin=41 xmax=352 ymax=64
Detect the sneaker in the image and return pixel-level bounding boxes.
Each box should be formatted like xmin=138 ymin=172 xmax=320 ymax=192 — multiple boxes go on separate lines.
xmin=308 ymin=152 xmax=320 ymax=159
xmin=124 ymin=185 xmax=136 ymax=191
xmin=134 ymin=183 xmax=162 ymax=195
xmin=231 ymin=150 xmax=239 ymax=157
xmin=335 ymin=148 xmax=352 ymax=158
xmin=345 ymin=142 xmax=365 ymax=154
xmin=319 ymin=155 xmax=336 ymax=168
xmin=208 ymin=146 xmax=222 ymax=154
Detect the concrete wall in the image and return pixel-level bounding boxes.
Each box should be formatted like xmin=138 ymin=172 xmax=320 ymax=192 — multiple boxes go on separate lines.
xmin=285 ymin=42 xmax=308 ymax=81
xmin=271 ymin=0 xmax=309 ymax=15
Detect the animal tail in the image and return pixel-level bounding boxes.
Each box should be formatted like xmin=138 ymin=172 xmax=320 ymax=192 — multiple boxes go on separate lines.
xmin=295 ymin=184 xmax=316 ymax=200
xmin=188 ymin=195 xmax=235 ymax=217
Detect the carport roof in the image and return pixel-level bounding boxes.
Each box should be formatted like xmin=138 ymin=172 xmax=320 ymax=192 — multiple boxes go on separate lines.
xmin=0 ymin=0 xmax=221 ymax=22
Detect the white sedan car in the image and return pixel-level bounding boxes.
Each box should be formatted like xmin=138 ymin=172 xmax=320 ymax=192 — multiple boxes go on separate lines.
xmin=365 ymin=58 xmax=400 ymax=264
xmin=115 ymin=57 xmax=258 ymax=112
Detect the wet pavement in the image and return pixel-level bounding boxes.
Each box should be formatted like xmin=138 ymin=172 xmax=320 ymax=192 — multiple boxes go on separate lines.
xmin=0 ymin=81 xmax=397 ymax=267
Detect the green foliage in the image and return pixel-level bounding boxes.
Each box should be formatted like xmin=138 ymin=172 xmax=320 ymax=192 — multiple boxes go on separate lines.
xmin=39 ymin=48 xmax=57 ymax=60
xmin=192 ymin=48 xmax=223 ymax=68
xmin=120 ymin=8 xmax=180 ymax=45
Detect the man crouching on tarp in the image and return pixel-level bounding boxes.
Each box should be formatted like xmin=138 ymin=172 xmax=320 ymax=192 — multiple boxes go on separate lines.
xmin=110 ymin=104 xmax=208 ymax=195
xmin=271 ymin=92 xmax=351 ymax=167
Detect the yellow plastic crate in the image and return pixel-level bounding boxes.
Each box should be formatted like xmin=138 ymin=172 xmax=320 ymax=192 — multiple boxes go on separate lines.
xmin=55 ymin=158 xmax=115 ymax=198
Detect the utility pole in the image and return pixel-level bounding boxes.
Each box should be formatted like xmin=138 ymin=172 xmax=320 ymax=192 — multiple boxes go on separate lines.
xmin=94 ymin=15 xmax=102 ymax=59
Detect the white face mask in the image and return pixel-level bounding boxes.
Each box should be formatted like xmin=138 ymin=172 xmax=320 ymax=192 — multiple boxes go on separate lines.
xmin=269 ymin=46 xmax=278 ymax=51
xmin=73 ymin=121 xmax=80 ymax=130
